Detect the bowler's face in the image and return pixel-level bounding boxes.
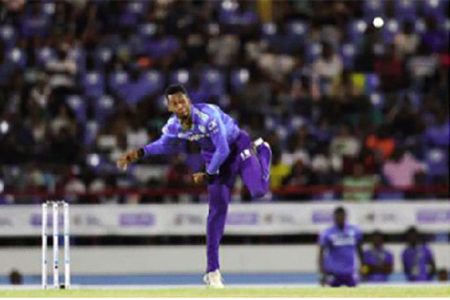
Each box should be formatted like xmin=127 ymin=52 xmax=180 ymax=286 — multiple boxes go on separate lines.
xmin=167 ymin=93 xmax=191 ymax=119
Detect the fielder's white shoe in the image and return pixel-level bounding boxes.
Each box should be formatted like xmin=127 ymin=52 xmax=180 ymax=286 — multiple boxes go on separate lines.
xmin=203 ymin=269 xmax=224 ymax=288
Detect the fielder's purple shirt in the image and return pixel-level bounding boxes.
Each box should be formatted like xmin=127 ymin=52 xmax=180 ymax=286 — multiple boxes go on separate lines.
xmin=402 ymin=244 xmax=435 ymax=281
xmin=363 ymin=248 xmax=393 ymax=282
xmin=319 ymin=224 xmax=362 ymax=275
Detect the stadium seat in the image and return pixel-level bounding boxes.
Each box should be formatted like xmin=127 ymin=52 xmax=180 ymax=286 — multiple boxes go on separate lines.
xmin=365 ymin=73 xmax=380 ymax=94
xmin=83 ymin=121 xmax=99 ymax=146
xmin=108 ymin=71 xmax=129 ymax=95
xmin=381 ymin=19 xmax=400 ymax=43
xmin=142 ymin=70 xmax=165 ymax=95
xmin=341 ymin=43 xmax=356 ymax=69
xmin=421 ymin=0 xmax=448 ymax=21
xmin=363 ymin=0 xmax=386 ymax=21
xmin=170 ymin=69 xmax=191 ymax=85
xmin=36 ymin=47 xmax=55 ymax=66
xmin=370 ymin=93 xmax=385 ymax=109
xmin=287 ymin=21 xmax=307 ymax=37
xmin=95 ymin=47 xmax=113 ymax=68
xmin=346 ymin=20 xmax=368 ymax=43
xmin=94 ymin=95 xmax=115 ymax=124
xmin=66 ymin=95 xmax=87 ymax=123
xmin=8 ymin=47 xmax=26 ymax=68
xmin=139 ymin=23 xmax=157 ymax=38
xmin=82 ymin=71 xmax=105 ymax=99
xmin=0 ymin=25 xmax=17 ymax=49
xmin=200 ymin=69 xmax=226 ymax=97
xmin=394 ymin=0 xmax=417 ymax=22
xmin=425 ymin=148 xmax=448 ymax=177
xmin=230 ymin=68 xmax=249 ymax=93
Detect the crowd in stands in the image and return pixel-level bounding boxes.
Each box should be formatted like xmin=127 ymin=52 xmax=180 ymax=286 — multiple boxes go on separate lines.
xmin=0 ymin=0 xmax=448 ymax=204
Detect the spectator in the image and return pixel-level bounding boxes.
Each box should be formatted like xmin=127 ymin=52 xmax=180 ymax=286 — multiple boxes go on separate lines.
xmin=312 ymin=42 xmax=343 ymax=97
xmin=382 ymin=148 xmax=426 ymax=188
xmin=365 ymin=126 xmax=396 ymax=161
xmin=342 ymin=162 xmax=378 ymax=202
xmin=270 ymin=151 xmax=291 ymax=190
xmin=394 ymin=20 xmax=420 ymax=58
xmin=318 ymin=206 xmax=364 ymax=287
xmin=402 ymin=226 xmax=436 ymax=282
xmin=362 ymin=231 xmax=393 ymax=282
xmin=45 ymin=43 xmax=78 ymax=115
xmin=283 ymin=159 xmax=313 ymax=200
xmin=329 ymin=124 xmax=361 ymax=160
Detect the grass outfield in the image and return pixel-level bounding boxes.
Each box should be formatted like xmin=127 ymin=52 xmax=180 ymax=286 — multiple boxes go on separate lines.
xmin=0 ymin=286 xmax=449 ymax=298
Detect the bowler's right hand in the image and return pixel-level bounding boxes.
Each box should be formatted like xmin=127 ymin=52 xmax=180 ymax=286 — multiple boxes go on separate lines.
xmin=117 ymin=150 xmax=140 ymax=171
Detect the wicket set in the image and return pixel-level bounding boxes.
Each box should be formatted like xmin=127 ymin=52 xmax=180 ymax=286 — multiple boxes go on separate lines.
xmin=41 ymin=201 xmax=70 ymax=289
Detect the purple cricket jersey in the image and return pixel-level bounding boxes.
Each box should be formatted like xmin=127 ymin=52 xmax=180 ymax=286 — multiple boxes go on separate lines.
xmin=319 ymin=224 xmax=362 ymax=276
xmin=363 ymin=248 xmax=394 ymax=282
xmin=143 ymin=103 xmax=240 ymax=175
xmin=402 ymin=245 xmax=435 ymax=281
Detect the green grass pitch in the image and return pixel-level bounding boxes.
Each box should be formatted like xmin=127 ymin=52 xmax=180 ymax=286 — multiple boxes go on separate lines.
xmin=0 ymin=286 xmax=449 ymax=298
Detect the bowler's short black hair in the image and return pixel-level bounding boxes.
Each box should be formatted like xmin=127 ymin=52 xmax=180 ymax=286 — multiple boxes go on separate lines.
xmin=165 ymin=84 xmax=188 ymax=100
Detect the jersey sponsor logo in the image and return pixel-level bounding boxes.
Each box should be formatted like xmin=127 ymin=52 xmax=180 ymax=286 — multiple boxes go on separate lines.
xmin=177 ymin=132 xmax=208 ymax=141
xmin=207 ymin=120 xmax=219 ymax=134
xmin=330 ymin=233 xmax=357 ymax=246
xmin=194 ymin=108 xmax=209 ymax=122
xmin=207 ymin=120 xmax=217 ymax=131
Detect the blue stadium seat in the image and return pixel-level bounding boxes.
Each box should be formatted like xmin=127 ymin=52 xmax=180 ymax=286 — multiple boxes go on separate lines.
xmin=341 ymin=43 xmax=356 ymax=69
xmin=346 ymin=20 xmax=368 ymax=43
xmin=363 ymin=0 xmax=386 ymax=21
xmin=36 ymin=47 xmax=55 ymax=66
xmin=8 ymin=47 xmax=26 ymax=68
xmin=0 ymin=25 xmax=17 ymax=49
xmin=82 ymin=71 xmax=105 ymax=99
xmin=381 ymin=19 xmax=400 ymax=43
xmin=287 ymin=21 xmax=307 ymax=37
xmin=66 ymin=95 xmax=87 ymax=123
xmin=139 ymin=23 xmax=157 ymax=38
xmin=200 ymin=69 xmax=225 ymax=97
xmin=394 ymin=0 xmax=417 ymax=22
xmin=421 ymin=0 xmax=448 ymax=21
xmin=71 ymin=47 xmax=86 ymax=75
xmin=305 ymin=42 xmax=322 ymax=64
xmin=170 ymin=69 xmax=191 ymax=85
xmin=83 ymin=121 xmax=99 ymax=146
xmin=365 ymin=73 xmax=380 ymax=94
xmin=369 ymin=93 xmax=385 ymax=109
xmin=425 ymin=148 xmax=448 ymax=177
xmin=142 ymin=70 xmax=165 ymax=95
xmin=95 ymin=47 xmax=113 ymax=68
xmin=94 ymin=95 xmax=115 ymax=124
xmin=230 ymin=68 xmax=249 ymax=93
xmin=108 ymin=71 xmax=129 ymax=95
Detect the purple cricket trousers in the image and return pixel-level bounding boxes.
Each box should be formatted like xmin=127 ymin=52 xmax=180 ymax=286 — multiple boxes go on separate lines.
xmin=205 ymin=130 xmax=270 ymax=272
xmin=326 ymin=273 xmax=358 ymax=287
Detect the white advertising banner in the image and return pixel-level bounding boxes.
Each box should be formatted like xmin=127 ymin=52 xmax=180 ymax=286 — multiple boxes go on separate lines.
xmin=0 ymin=202 xmax=449 ymax=236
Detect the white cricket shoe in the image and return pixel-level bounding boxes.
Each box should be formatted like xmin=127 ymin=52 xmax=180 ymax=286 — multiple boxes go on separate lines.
xmin=203 ymin=269 xmax=224 ymax=288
